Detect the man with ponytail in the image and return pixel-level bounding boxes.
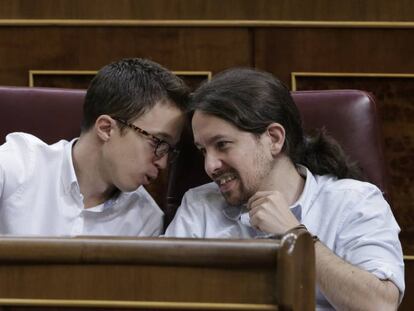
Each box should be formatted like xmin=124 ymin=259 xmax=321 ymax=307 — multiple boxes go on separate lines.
xmin=165 ymin=68 xmax=404 ymax=310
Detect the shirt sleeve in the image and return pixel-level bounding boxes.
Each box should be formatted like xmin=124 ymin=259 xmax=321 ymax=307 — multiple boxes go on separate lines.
xmin=335 ymin=185 xmax=405 ymax=302
xmin=0 ymin=163 xmax=4 ymax=200
xmin=164 ymin=189 xmax=205 ymax=238
xmin=0 ymin=134 xmax=32 ymax=200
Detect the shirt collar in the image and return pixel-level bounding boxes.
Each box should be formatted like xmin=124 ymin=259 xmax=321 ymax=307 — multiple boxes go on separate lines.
xmin=289 ymin=165 xmax=315 ymax=221
xmin=223 ymin=204 xmax=248 ymax=221
xmin=60 ymin=139 xmax=142 ymax=212
xmin=222 ymin=165 xmax=320 ymax=223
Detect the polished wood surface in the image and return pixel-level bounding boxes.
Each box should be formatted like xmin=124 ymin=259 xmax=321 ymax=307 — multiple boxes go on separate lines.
xmin=1 ymin=0 xmax=414 ymax=21
xmin=0 ymin=26 xmax=251 ymax=87
xmin=0 ymin=229 xmax=315 ymax=310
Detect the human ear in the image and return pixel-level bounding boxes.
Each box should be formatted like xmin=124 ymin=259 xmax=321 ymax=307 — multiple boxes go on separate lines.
xmin=266 ymin=123 xmax=285 ymax=156
xmin=95 ymin=115 xmax=115 ymax=142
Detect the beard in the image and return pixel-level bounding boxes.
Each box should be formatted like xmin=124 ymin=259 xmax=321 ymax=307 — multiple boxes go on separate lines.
xmin=221 ymin=143 xmax=275 ymax=206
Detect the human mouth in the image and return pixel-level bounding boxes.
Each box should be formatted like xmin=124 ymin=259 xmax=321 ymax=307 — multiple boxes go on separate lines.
xmin=214 ymin=173 xmax=237 ymax=190
xmin=144 ymin=173 xmax=158 ymax=184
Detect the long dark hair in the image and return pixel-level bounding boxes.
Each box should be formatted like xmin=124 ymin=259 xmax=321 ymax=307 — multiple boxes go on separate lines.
xmin=190 ymin=68 xmax=361 ymax=179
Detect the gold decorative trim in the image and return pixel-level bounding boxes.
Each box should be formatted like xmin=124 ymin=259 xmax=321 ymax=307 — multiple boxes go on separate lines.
xmin=2 ymin=19 xmax=414 ymax=28
xmin=29 ymin=70 xmax=96 ymax=87
xmin=29 ymin=70 xmax=212 ymax=87
xmin=173 ymin=71 xmax=213 ymax=80
xmin=0 ymin=298 xmax=277 ymax=310
xmin=291 ymin=72 xmax=414 ymax=90
xmin=404 ymin=255 xmax=414 ymax=261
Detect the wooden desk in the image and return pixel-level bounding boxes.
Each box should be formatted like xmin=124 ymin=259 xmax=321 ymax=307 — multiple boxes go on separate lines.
xmin=0 ymin=229 xmax=314 ymax=310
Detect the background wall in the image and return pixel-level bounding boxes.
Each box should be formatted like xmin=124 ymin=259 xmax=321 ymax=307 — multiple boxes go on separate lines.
xmin=0 ymin=0 xmax=413 ymax=309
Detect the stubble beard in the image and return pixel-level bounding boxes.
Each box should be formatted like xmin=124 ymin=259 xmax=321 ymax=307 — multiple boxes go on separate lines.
xmin=222 ymin=144 xmax=275 ymax=207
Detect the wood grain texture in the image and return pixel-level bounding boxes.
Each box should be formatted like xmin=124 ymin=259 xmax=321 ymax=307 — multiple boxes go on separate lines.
xmin=0 ymin=233 xmax=315 ymax=310
xmin=1 ymin=0 xmax=414 ymax=21
xmin=0 ymin=26 xmax=251 ymax=87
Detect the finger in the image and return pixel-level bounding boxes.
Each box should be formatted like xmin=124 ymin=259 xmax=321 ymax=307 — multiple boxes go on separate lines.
xmin=247 ymin=196 xmax=268 ymax=210
xmin=248 ymin=210 xmax=260 ymax=228
xmin=247 ymin=191 xmax=275 ymax=207
xmin=248 ymin=191 xmax=274 ymax=202
xmin=249 ymin=205 xmax=260 ymax=217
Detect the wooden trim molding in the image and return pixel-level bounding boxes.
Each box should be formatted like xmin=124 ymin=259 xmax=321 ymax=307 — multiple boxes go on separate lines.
xmin=291 ymin=72 xmax=414 ymax=91
xmin=29 ymin=70 xmax=96 ymax=87
xmin=0 ymin=298 xmax=277 ymax=310
xmin=29 ymin=70 xmax=212 ymax=87
xmin=2 ymin=19 xmax=414 ymax=28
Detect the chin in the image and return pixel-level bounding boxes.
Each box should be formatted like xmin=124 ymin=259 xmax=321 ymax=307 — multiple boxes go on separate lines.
xmin=119 ymin=186 xmax=137 ymax=193
xmin=223 ymin=193 xmax=244 ymax=207
xmin=118 ymin=180 xmax=142 ymax=192
xmin=223 ymin=188 xmax=253 ymax=207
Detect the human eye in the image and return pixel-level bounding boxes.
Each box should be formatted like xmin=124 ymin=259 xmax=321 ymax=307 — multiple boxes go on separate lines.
xmin=147 ymin=137 xmax=159 ymax=147
xmin=148 ymin=133 xmax=164 ymax=145
xmin=216 ymin=140 xmax=231 ymax=150
xmin=199 ymin=148 xmax=206 ymax=157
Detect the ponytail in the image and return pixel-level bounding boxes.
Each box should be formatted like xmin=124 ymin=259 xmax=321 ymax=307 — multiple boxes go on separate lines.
xmin=295 ymin=129 xmax=362 ymax=180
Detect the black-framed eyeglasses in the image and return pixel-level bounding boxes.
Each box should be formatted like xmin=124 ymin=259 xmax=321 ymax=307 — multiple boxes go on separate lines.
xmin=113 ymin=117 xmax=179 ymax=163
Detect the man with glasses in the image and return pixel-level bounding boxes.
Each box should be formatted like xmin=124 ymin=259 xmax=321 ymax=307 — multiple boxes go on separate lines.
xmin=0 ymin=58 xmax=189 ymax=236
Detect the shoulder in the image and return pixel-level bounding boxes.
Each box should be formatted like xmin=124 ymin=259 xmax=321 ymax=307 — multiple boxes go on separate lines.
xmin=316 ymin=174 xmax=385 ymax=203
xmin=1 ymin=132 xmax=71 ymax=170
xmin=184 ymin=182 xmax=224 ymax=205
xmin=1 ymin=132 xmax=47 ymax=151
xmin=313 ymin=175 xmax=392 ymax=226
xmin=0 ymin=133 xmax=47 ymax=175
xmin=165 ymin=182 xmax=226 ymax=238
xmin=0 ymin=133 xmax=67 ymax=198
xmin=1 ymin=132 xmax=68 ymax=156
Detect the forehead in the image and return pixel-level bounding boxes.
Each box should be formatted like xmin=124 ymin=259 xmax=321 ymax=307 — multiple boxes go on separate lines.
xmin=134 ymin=100 xmax=185 ymax=141
xmin=192 ymin=111 xmax=242 ymax=144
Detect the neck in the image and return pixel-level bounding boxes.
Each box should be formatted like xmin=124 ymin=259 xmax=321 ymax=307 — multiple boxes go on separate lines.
xmin=72 ymin=133 xmax=116 ymax=208
xmin=259 ymin=155 xmax=305 ymax=206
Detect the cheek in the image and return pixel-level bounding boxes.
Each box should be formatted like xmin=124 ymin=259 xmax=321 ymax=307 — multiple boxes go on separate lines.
xmin=241 ymin=147 xmax=272 ymax=186
xmin=127 ymin=140 xmax=151 ymax=162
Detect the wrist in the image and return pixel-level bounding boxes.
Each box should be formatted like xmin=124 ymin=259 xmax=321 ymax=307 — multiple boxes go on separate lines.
xmin=286 ymin=224 xmax=319 ymax=243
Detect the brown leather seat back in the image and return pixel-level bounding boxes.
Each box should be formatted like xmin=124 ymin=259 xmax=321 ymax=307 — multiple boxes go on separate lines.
xmin=0 ymin=86 xmax=85 ymax=144
xmin=0 ymin=87 xmax=388 ymax=224
xmin=166 ymin=89 xmax=389 ymax=225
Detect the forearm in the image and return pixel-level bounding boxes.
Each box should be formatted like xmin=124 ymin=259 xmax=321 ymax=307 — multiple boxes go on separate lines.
xmin=315 ymin=241 xmax=399 ymax=311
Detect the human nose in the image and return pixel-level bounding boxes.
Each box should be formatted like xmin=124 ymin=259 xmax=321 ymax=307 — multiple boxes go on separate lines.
xmin=204 ymin=151 xmax=223 ymax=177
xmin=154 ymin=154 xmax=168 ymax=170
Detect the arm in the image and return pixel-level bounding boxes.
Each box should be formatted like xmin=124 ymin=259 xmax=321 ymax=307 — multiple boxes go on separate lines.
xmin=316 ymin=240 xmax=399 ymax=310
xmin=248 ymin=190 xmax=402 ymax=310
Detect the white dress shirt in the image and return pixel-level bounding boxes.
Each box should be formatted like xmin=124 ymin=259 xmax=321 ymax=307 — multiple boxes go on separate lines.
xmin=0 ymin=133 xmax=163 ymax=236
xmin=165 ymin=166 xmax=405 ymax=310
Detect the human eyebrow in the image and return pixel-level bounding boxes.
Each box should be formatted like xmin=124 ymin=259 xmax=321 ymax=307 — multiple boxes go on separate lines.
xmin=151 ymin=132 xmax=176 ymax=145
xmin=208 ymin=135 xmax=231 ymax=145
xmin=194 ymin=135 xmax=230 ymax=148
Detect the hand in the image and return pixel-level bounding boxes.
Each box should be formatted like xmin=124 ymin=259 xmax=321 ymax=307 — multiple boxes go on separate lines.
xmin=247 ymin=191 xmax=300 ymax=235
